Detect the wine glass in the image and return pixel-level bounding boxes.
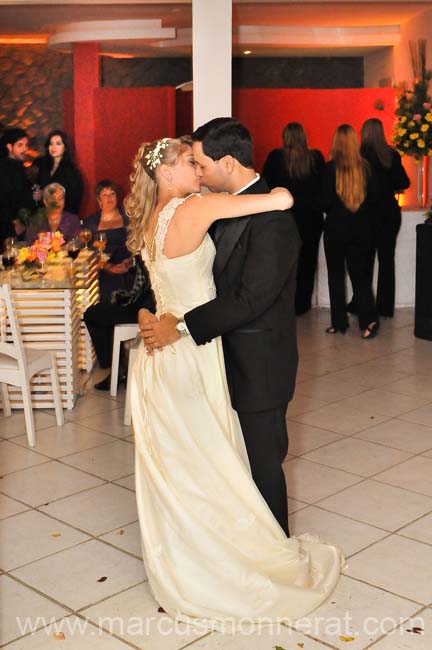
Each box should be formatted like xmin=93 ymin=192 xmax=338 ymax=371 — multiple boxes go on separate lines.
xmin=37 ymin=261 xmax=48 ymax=285
xmin=4 ymin=237 xmax=17 ymax=250
xmin=93 ymin=231 xmax=107 ymax=268
xmin=2 ymin=248 xmax=17 ymax=277
xmin=67 ymin=238 xmax=81 ymax=275
xmin=36 ymin=250 xmax=48 ymax=285
xmin=79 ymin=227 xmax=92 ymax=249
xmin=93 ymin=231 xmax=107 ymax=252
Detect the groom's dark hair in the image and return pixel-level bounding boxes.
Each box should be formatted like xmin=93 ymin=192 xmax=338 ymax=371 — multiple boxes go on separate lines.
xmin=192 ymin=117 xmax=254 ymax=168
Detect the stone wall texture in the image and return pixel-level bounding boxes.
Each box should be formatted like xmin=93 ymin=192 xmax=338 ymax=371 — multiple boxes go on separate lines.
xmin=102 ymin=57 xmax=192 ymax=87
xmin=232 ymin=57 xmax=364 ymax=88
xmin=0 ymin=45 xmax=73 ymax=149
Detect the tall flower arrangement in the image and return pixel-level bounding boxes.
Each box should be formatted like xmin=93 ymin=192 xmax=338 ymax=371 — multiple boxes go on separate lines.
xmin=393 ymin=39 xmax=432 ymax=160
xmin=393 ymin=81 xmax=432 ymax=159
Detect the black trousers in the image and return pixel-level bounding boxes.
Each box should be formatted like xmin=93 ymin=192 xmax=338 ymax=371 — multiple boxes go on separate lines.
xmin=295 ymin=222 xmax=323 ymax=315
xmin=367 ymin=213 xmax=402 ymax=317
xmin=84 ymin=301 xmax=144 ymax=369
xmin=237 ymin=405 xmax=289 ymax=536
xmin=324 ymin=229 xmax=377 ymax=331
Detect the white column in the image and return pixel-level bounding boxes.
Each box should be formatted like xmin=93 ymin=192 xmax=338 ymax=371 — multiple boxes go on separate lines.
xmin=192 ymin=0 xmax=232 ymax=129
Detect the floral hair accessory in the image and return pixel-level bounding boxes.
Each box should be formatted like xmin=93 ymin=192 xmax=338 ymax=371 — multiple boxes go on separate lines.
xmin=145 ymin=138 xmax=170 ymax=170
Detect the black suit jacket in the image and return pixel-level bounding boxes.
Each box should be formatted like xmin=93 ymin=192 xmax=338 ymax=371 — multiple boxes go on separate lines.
xmin=184 ymin=177 xmax=301 ymax=413
xmin=0 ymin=157 xmax=35 ymax=248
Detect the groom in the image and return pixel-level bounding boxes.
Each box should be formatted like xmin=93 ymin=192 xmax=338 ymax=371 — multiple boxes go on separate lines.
xmin=140 ymin=118 xmax=300 ymax=535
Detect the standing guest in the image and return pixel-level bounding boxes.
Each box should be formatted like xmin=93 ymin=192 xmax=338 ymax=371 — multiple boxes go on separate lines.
xmin=263 ymin=122 xmax=325 ymax=314
xmin=0 ymin=128 xmax=35 ymax=250
xmin=33 ymin=129 xmax=83 ymax=215
xmin=321 ymin=124 xmax=378 ymax=339
xmin=85 ymin=180 xmax=133 ymax=303
xmin=26 ymin=183 xmax=80 ymax=243
xmin=347 ymin=118 xmax=410 ymax=318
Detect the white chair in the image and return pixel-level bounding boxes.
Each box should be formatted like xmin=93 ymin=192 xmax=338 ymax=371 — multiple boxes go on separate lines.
xmin=110 ymin=323 xmax=140 ymax=396
xmin=0 ymin=284 xmax=64 ymax=447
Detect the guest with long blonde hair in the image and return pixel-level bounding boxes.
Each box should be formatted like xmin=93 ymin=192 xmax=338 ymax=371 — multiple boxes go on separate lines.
xmin=321 ymin=124 xmax=378 ymax=338
xmin=347 ymin=118 xmax=410 ymax=318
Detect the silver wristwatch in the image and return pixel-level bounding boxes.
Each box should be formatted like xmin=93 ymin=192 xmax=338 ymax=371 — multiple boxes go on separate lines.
xmin=176 ymin=318 xmax=189 ymax=337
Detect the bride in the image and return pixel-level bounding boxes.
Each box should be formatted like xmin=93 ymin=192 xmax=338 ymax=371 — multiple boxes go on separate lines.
xmin=127 ymin=136 xmax=342 ymax=631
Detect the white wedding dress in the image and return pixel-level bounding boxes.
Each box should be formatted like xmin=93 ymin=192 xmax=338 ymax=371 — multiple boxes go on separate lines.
xmin=131 ymin=197 xmax=342 ymax=630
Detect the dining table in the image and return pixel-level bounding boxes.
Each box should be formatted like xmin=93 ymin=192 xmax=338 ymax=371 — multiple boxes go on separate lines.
xmin=0 ymin=249 xmax=99 ymax=410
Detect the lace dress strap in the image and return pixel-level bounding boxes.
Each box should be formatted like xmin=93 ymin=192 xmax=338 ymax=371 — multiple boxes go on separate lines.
xmin=155 ymin=197 xmax=185 ymax=258
xmin=155 ymin=194 xmax=202 ymax=259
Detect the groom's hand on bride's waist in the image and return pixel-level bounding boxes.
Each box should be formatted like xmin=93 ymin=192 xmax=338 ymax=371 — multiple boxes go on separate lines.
xmin=138 ymin=310 xmax=180 ymax=351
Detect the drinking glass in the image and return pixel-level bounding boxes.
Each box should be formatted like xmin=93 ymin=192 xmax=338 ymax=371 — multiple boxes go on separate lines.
xmin=2 ymin=248 xmax=16 ymax=276
xmin=36 ymin=260 xmax=48 ymax=285
xmin=67 ymin=238 xmax=80 ymax=260
xmin=93 ymin=231 xmax=107 ymax=252
xmin=4 ymin=237 xmax=17 ymax=250
xmin=79 ymin=227 xmax=92 ymax=249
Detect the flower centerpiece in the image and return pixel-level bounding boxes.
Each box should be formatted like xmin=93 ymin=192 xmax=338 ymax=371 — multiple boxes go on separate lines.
xmin=17 ymin=231 xmax=65 ymax=279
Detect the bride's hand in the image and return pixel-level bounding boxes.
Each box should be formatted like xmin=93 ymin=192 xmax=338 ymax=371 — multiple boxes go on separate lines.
xmin=138 ymin=309 xmax=159 ymax=354
xmin=270 ymin=187 xmax=294 ymax=211
xmin=139 ymin=311 xmax=181 ymax=352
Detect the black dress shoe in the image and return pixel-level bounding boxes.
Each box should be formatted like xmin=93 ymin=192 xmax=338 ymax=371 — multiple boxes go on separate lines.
xmin=361 ymin=321 xmax=380 ymax=340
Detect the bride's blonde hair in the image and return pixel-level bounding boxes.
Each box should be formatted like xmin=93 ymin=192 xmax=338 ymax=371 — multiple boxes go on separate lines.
xmin=125 ymin=136 xmax=192 ymax=254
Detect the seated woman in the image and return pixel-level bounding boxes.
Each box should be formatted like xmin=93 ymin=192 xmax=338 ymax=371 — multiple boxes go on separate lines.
xmin=84 ymin=254 xmax=155 ymax=391
xmin=85 ymin=179 xmax=133 ymax=303
xmin=25 ymin=182 xmax=81 ymax=243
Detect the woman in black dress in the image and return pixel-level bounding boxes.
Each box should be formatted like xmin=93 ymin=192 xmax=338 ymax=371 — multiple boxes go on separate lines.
xmin=263 ymin=122 xmax=325 ymax=314
xmin=85 ymin=179 xmax=133 ymax=303
xmin=347 ymin=118 xmax=410 ymax=317
xmin=33 ymin=129 xmax=83 ymax=215
xmin=321 ymin=124 xmax=378 ymax=339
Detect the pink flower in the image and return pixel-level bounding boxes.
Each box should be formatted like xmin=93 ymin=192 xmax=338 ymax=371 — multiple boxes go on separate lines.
xmin=413 ymin=113 xmax=422 ymax=121
xmin=424 ymin=102 xmax=431 ymax=109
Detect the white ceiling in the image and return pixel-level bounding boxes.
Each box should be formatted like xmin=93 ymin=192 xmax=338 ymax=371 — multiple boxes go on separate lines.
xmin=0 ymin=1 xmax=431 ymax=58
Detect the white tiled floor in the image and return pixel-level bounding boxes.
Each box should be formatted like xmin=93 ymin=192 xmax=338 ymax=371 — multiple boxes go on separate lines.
xmin=1 ymin=308 xmax=431 ymax=649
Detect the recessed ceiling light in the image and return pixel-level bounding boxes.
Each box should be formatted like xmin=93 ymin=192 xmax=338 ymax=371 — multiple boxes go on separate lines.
xmin=243 ymin=50 xmax=252 ymax=55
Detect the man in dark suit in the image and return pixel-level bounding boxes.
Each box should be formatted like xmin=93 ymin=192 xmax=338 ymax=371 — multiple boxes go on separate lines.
xmin=140 ymin=118 xmax=300 ymax=535
xmin=0 ymin=127 xmax=35 ymax=251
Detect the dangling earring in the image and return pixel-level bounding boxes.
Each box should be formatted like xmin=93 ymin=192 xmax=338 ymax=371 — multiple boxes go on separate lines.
xmin=167 ymin=176 xmax=172 ymax=191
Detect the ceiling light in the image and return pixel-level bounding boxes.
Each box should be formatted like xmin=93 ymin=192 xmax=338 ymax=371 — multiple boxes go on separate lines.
xmin=243 ymin=50 xmax=252 ymax=55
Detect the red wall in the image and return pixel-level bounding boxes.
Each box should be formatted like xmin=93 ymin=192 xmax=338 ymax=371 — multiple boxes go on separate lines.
xmin=93 ymin=87 xmax=176 ymax=206
xmin=232 ymin=87 xmax=396 ymax=171
xmin=64 ymin=87 xmax=176 ymax=216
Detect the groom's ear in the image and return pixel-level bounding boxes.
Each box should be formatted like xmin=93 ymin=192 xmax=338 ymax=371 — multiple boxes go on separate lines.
xmin=220 ymin=154 xmax=235 ymax=174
